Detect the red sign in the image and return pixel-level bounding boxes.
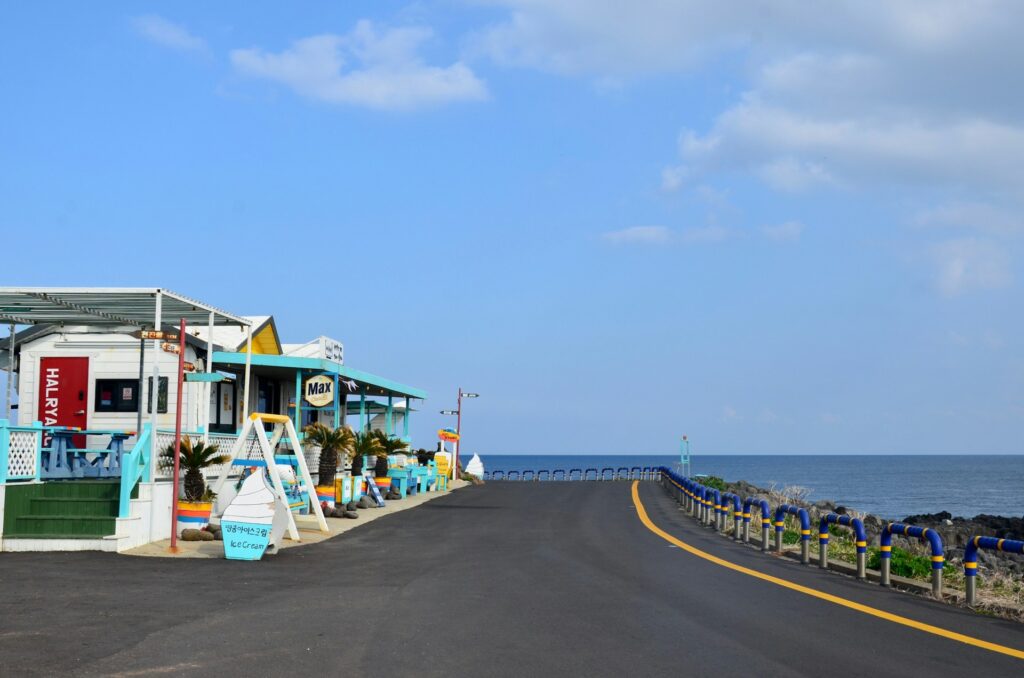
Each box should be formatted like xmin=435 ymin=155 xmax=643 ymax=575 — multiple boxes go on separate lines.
xmin=38 ymin=357 xmax=89 ymax=447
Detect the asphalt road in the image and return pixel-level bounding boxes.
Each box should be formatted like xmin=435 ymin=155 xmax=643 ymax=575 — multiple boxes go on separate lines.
xmin=1 ymin=481 xmax=1023 ymax=677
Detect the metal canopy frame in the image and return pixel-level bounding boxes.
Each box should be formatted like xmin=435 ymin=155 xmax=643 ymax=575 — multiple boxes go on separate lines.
xmin=0 ymin=288 xmax=251 ymax=328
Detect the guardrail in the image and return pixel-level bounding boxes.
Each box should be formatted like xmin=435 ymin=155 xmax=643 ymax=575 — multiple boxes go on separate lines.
xmin=963 ymin=537 xmax=1024 ymax=606
xmin=775 ymin=504 xmax=811 ymax=563
xmin=657 ymin=471 xmax=1021 ymax=610
xmin=721 ymin=492 xmax=742 ymax=540
xmin=704 ymin=487 xmax=721 ymax=528
xmin=881 ymin=523 xmax=944 ymax=597
xmin=743 ymin=497 xmax=771 ymax=552
xmin=819 ymin=513 xmax=867 ymax=580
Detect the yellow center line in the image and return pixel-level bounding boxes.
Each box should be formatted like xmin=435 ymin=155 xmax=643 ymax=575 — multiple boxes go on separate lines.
xmin=630 ymin=481 xmax=1024 ymax=661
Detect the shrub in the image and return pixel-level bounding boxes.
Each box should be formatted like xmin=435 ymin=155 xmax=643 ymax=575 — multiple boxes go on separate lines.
xmin=702 ymin=475 xmax=727 ymax=491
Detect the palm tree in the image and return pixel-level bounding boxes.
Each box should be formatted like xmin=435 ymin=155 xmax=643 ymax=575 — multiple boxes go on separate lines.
xmin=370 ymin=430 xmax=409 ymax=477
xmin=303 ymin=423 xmax=355 ymax=487
xmin=161 ymin=438 xmax=231 ymax=501
xmin=350 ymin=430 xmax=385 ymax=477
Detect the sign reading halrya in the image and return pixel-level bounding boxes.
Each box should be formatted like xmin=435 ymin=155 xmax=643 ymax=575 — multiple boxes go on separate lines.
xmin=304 ymin=375 xmax=335 ymax=407
xmin=438 ymin=428 xmax=460 ymax=442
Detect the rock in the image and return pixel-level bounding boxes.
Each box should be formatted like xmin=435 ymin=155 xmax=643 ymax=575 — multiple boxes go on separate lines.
xmin=344 ymin=510 xmax=359 ymax=519
xmin=199 ymin=530 xmax=215 ymax=541
xmin=346 ymin=501 xmax=358 ymax=511
xmin=357 ymin=496 xmax=376 ymax=509
xmin=181 ymin=529 xmax=202 ymax=542
xmin=214 ymin=531 xmax=223 ymax=541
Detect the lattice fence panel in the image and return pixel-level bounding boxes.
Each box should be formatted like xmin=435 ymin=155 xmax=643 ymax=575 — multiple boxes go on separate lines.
xmin=7 ymin=430 xmax=39 ymax=479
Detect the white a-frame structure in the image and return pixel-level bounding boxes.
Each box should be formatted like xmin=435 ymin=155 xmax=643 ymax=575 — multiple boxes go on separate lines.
xmin=210 ymin=413 xmax=329 ymax=542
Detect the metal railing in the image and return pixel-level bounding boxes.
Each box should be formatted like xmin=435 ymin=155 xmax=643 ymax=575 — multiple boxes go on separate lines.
xmin=819 ymin=513 xmax=867 ymax=579
xmin=657 ymin=469 xmax=1020 ymax=609
xmin=880 ymin=523 xmax=944 ymax=598
xmin=963 ymin=537 xmax=1024 ymax=606
xmin=743 ymin=497 xmax=771 ymax=551
xmin=721 ymin=492 xmax=743 ymax=540
xmin=775 ymin=504 xmax=811 ymax=563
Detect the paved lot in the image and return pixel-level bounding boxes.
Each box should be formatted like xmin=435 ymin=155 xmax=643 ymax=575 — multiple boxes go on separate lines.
xmin=1 ymin=482 xmax=1022 ymax=676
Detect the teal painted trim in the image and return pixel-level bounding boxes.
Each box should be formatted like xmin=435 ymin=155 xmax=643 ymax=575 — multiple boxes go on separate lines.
xmin=338 ymin=365 xmax=428 ymax=400
xmin=0 ymin=419 xmax=9 ymax=483
xmin=119 ymin=425 xmax=151 ymax=518
xmin=294 ymin=369 xmax=302 ymax=433
xmin=386 ymin=395 xmax=393 ymax=435
xmin=34 ymin=421 xmax=43 ymax=481
xmin=212 ymin=351 xmax=427 ymax=399
xmin=359 ymin=389 xmax=366 ymax=431
xmin=333 ymin=373 xmax=340 ymax=429
xmin=185 ymin=373 xmax=225 ymax=382
xmin=403 ymin=402 xmax=410 ymax=438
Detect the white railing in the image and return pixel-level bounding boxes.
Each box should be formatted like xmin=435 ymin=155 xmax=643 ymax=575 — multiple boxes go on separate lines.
xmin=1 ymin=421 xmax=43 ymax=482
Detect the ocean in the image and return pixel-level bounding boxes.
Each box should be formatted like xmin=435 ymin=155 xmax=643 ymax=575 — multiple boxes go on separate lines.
xmin=476 ymin=454 xmax=1024 ymax=520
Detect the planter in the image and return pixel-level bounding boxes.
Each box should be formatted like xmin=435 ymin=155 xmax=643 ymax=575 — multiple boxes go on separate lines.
xmin=316 ymin=485 xmax=336 ymax=509
xmin=177 ymin=500 xmax=213 ymax=534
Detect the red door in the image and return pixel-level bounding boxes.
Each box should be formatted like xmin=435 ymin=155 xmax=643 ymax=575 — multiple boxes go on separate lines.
xmin=38 ymin=357 xmax=89 ymax=447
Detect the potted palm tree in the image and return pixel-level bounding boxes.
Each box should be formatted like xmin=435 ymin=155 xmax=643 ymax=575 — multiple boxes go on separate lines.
xmin=370 ymin=430 xmax=410 ymax=493
xmin=161 ymin=438 xmax=231 ymax=534
xmin=350 ymin=431 xmax=385 ymax=500
xmin=303 ymin=423 xmax=355 ymax=509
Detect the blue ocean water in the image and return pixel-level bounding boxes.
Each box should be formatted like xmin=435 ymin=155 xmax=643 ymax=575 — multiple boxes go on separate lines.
xmin=477 ymin=454 xmax=1024 ymax=520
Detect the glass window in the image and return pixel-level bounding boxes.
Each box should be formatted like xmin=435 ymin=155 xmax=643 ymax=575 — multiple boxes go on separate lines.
xmin=146 ymin=377 xmax=169 ymax=414
xmin=94 ymin=379 xmax=139 ymax=413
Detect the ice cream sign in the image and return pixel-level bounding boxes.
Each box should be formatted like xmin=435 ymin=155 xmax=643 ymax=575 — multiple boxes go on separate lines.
xmin=304 ymin=375 xmax=334 ymax=407
xmin=221 ymin=471 xmax=289 ymax=561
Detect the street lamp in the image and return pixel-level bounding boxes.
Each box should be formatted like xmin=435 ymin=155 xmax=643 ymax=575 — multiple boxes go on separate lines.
xmin=440 ymin=389 xmax=479 ymax=479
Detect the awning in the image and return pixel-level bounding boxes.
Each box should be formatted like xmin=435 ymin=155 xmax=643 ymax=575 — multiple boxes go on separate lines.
xmin=211 ymin=351 xmax=427 ymax=400
xmin=0 ymin=288 xmax=251 ymax=328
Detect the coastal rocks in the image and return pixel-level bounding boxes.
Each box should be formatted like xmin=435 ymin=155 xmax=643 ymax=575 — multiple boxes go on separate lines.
xmin=343 ymin=510 xmax=359 ymax=519
xmin=346 ymin=501 xmax=359 ymax=511
xmin=199 ymin=530 xmax=215 ymax=542
xmin=357 ymin=496 xmax=377 ymax=509
xmin=181 ymin=529 xmax=202 ymax=541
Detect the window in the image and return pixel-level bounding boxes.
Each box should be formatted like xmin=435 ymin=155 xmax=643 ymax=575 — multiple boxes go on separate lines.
xmin=147 ymin=377 xmax=169 ymax=414
xmin=94 ymin=379 xmax=140 ymax=413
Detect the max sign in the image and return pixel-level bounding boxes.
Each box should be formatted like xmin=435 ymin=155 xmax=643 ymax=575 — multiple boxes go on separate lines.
xmin=304 ymin=375 xmax=334 ymax=407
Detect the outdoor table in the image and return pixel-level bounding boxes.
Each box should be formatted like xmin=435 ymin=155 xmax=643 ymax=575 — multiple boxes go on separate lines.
xmin=43 ymin=429 xmax=130 ymax=479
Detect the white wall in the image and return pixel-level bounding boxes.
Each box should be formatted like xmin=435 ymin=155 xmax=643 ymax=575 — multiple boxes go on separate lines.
xmin=17 ymin=327 xmax=202 ymax=444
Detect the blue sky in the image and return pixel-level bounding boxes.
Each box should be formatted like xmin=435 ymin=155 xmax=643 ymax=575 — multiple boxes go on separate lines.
xmin=2 ymin=2 xmax=1022 ymax=454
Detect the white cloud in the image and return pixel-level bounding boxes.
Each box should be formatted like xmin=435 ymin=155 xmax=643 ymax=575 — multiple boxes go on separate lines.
xmin=474 ymin=2 xmax=1024 ymax=194
xmin=601 ymin=225 xmax=671 ymax=245
xmin=679 ymin=224 xmax=730 ymax=243
xmin=231 ymin=20 xmax=487 ymax=110
xmin=757 ymin=157 xmax=834 ymax=192
xmin=132 ymin=15 xmax=206 ymax=52
xmin=601 ymin=224 xmax=733 ymax=245
xmin=915 ymin=202 xmax=1024 ymax=236
xmin=720 ymin=405 xmax=739 ymax=423
xmin=660 ymin=165 xmax=688 ymax=192
xmin=761 ymin=220 xmax=803 ymax=242
xmin=930 ymin=238 xmax=1012 ymax=296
